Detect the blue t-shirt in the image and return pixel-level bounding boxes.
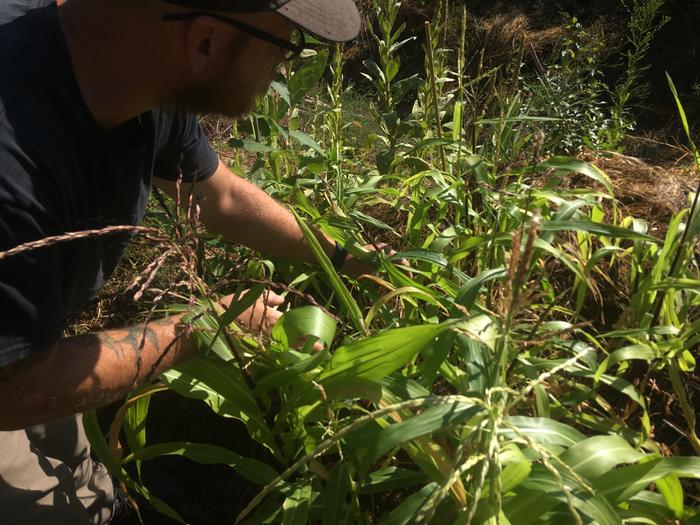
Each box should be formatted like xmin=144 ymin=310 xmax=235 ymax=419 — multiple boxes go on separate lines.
xmin=0 ymin=1 xmax=219 ymax=366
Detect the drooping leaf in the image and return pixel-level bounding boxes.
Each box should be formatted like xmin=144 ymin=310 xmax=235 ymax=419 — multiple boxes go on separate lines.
xmin=122 ymin=442 xmax=277 ymax=485
xmin=558 ymin=435 xmax=644 ymax=480
xmin=271 ymin=306 xmax=337 ymax=349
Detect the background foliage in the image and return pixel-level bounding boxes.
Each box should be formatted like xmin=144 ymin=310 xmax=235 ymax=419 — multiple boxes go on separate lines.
xmin=77 ymin=1 xmax=700 ymax=523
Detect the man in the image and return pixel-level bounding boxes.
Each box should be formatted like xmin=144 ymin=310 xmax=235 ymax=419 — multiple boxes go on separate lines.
xmin=0 ymin=0 xmax=368 ymax=522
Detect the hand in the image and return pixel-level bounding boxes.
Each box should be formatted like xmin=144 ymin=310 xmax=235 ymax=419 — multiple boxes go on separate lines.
xmin=220 ymin=289 xmax=285 ymax=336
xmin=342 ymin=243 xmax=407 ymax=279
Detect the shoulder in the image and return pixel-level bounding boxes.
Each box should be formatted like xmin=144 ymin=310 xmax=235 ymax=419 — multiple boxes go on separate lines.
xmin=0 ymin=2 xmax=61 ymax=101
xmin=152 ymin=110 xmax=219 ymax=183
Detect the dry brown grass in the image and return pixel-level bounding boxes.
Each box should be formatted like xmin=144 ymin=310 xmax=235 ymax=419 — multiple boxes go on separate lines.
xmin=581 ymin=149 xmax=698 ymax=233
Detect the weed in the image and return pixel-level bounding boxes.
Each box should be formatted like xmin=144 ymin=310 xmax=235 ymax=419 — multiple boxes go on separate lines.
xmin=21 ymin=1 xmax=695 ymax=523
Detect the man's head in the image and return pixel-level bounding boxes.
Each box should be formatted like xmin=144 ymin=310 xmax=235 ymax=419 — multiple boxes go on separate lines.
xmin=162 ymin=0 xmax=362 ymax=43
xmin=57 ymin=0 xmax=360 ymax=126
xmin=155 ymin=0 xmax=361 ymax=117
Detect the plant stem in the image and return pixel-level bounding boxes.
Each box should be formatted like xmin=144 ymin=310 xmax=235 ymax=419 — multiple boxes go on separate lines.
xmin=425 ymin=21 xmax=447 ymax=173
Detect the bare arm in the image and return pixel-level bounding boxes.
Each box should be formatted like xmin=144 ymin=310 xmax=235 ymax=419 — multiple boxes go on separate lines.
xmin=0 ymin=315 xmax=194 ymax=431
xmin=156 ymin=159 xmax=335 ymax=262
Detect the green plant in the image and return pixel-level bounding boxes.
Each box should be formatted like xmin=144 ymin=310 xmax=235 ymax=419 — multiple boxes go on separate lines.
xmin=605 ymin=0 xmax=670 ymax=148
xmin=362 ymin=0 xmax=423 ymax=174
xmin=522 ymin=18 xmax=611 ymax=154
xmin=76 ymin=5 xmax=700 ymax=524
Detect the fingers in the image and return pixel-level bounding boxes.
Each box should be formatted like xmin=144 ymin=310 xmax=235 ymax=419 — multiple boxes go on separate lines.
xmin=262 ymin=289 xmax=285 ymax=307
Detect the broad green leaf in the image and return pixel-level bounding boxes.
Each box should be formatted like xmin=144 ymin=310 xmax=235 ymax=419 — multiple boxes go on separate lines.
xmin=508 ymin=466 xmax=621 ymax=525
xmin=455 ymin=267 xmax=507 ymax=309
xmin=358 ymin=467 xmax=428 ymax=495
xmin=595 ymin=456 xmax=700 ymax=503
xmin=289 ymin=50 xmax=328 ymax=107
xmin=344 ymin=398 xmax=483 ymax=471
xmin=228 ymin=138 xmax=274 ymax=153
xmin=269 ymin=79 xmax=290 ymax=106
xmin=595 ymin=344 xmax=655 ymax=381
xmin=322 ymin=463 xmax=350 ymax=525
xmin=271 ymin=305 xmax=337 ymax=349
xmin=289 ymin=130 xmax=325 ymax=155
xmin=322 ymin=376 xmax=383 ymax=403
xmin=420 ymin=331 xmax=454 ymax=386
xmin=655 ymin=474 xmax=684 ymax=519
xmin=220 ymin=285 xmax=265 ymax=327
xmin=499 ymin=445 xmax=532 ymax=493
xmin=537 ymin=157 xmax=614 ymax=197
xmin=282 ymin=481 xmax=312 ymax=525
xmin=123 ymin=391 xmax=150 ymax=480
xmin=558 ymin=435 xmax=644 ymax=480
xmin=161 ymin=358 xmax=266 ymax=434
xmin=540 ymin=220 xmax=656 ymax=242
xmin=452 ymin=101 xmax=463 ymax=142
xmin=83 ymin=411 xmax=186 ymax=523
xmin=253 ymin=349 xmax=329 ymax=395
xmin=378 ymin=483 xmax=437 ymax=525
xmin=534 ymin=383 xmax=550 ymax=418
xmin=318 ymin=322 xmax=447 ymax=383
xmin=455 ymin=334 xmax=495 ymax=395
xmin=504 ymin=416 xmax=585 ymax=447
xmin=393 ymin=249 xmax=470 ymax=284
xmin=122 ymin=442 xmax=277 ymax=485
xmin=623 ymin=491 xmax=675 ymax=523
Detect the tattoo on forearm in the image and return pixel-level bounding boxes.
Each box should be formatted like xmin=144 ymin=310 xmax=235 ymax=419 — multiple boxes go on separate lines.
xmin=95 ymin=318 xmax=178 ymax=383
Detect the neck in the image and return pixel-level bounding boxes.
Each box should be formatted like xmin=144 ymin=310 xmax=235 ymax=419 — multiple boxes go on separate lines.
xmin=57 ymin=0 xmax=164 ymax=130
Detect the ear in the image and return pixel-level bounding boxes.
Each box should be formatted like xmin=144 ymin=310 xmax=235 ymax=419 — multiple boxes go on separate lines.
xmin=183 ymin=16 xmax=231 ymax=75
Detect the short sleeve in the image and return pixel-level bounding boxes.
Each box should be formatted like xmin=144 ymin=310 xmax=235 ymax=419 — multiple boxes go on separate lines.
xmin=153 ymin=111 xmax=219 ymax=183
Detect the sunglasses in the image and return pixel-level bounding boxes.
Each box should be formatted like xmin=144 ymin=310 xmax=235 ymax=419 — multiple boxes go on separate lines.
xmin=162 ymin=11 xmax=305 ymax=60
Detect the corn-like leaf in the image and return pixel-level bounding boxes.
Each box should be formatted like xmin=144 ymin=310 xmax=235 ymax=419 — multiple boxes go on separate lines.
xmin=322 ymin=463 xmax=350 ymax=525
xmin=161 ymin=359 xmax=271 ymax=444
xmin=540 ymin=220 xmax=656 ymax=242
xmin=537 ymin=157 xmax=615 ymax=198
xmin=377 ymin=483 xmax=438 ymax=525
xmin=344 ymin=398 xmax=483 ymax=473
xmin=83 ymin=411 xmax=186 ymax=524
xmin=293 ymin=209 xmax=366 ymax=335
xmin=318 ymin=322 xmax=447 ymax=383
xmin=122 ymin=442 xmax=278 ymax=485
xmin=289 ymin=50 xmax=328 ymax=107
xmin=595 ymin=456 xmax=700 ymax=503
xmin=123 ymin=391 xmax=150 ymax=480
xmin=504 ymin=416 xmax=585 ymax=447
xmin=271 ymin=305 xmax=337 ymax=349
xmin=282 ymin=481 xmax=312 ymax=525
xmin=253 ymin=349 xmax=329 ymax=395
xmin=655 ymin=474 xmax=684 ymax=519
xmin=358 ymin=467 xmax=428 ymax=495
xmin=558 ymin=435 xmax=644 ymax=480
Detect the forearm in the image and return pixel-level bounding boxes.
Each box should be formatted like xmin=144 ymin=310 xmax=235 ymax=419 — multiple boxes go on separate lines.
xmin=0 ymin=315 xmax=195 ymax=431
xmin=157 ymin=161 xmax=337 ymax=263
xmin=208 ymin=175 xmax=333 ymax=261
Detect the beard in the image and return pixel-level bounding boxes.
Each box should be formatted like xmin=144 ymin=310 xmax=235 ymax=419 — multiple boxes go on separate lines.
xmin=171 ymin=75 xmax=260 ymax=118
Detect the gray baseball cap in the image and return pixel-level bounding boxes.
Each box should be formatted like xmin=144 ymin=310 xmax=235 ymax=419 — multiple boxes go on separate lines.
xmin=162 ymin=0 xmax=361 ymax=42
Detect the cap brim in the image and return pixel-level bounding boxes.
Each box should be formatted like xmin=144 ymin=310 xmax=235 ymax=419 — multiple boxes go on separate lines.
xmin=277 ymin=0 xmax=361 ymax=42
